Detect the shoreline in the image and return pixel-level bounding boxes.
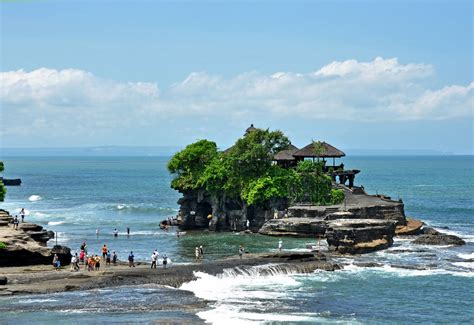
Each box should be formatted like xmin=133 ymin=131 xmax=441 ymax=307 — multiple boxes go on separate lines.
xmin=0 ymin=252 xmax=338 ymax=296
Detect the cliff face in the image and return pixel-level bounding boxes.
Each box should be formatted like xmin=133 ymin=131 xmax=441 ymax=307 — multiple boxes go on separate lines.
xmin=176 ymin=190 xmax=288 ymax=231
xmin=175 ymin=188 xmax=409 ymax=255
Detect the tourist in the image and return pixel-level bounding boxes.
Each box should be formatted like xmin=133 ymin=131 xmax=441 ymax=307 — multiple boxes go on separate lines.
xmin=127 ymin=227 xmax=130 ymax=236
xmin=246 ymin=219 xmax=250 ymax=230
xmin=199 ymin=245 xmax=204 ymax=259
xmin=70 ymin=253 xmax=76 ymax=271
xmin=95 ymin=255 xmax=101 ymax=271
xmin=102 ymin=244 xmax=107 ymax=259
xmin=52 ymin=254 xmax=60 ymax=270
xmin=162 ymin=254 xmax=168 ymax=269
xmin=87 ymin=256 xmax=94 ymax=272
xmin=278 ymin=239 xmax=282 ymax=252
xmin=106 ymin=250 xmax=111 ymax=266
xmin=113 ymin=228 xmax=119 ymax=237
xmin=79 ymin=249 xmax=85 ymax=264
xmin=71 ymin=253 xmax=78 ymax=271
xmin=239 ymin=245 xmax=244 ymax=259
xmin=195 ymin=247 xmax=199 ymax=262
xmin=151 ymin=251 xmax=157 ymax=269
xmin=20 ymin=208 xmax=25 ymax=223
xmin=96 ymin=229 xmax=100 ymax=236
xmin=112 ymin=251 xmax=117 ymax=265
xmin=13 ymin=216 xmax=19 ymax=230
xmin=128 ymin=251 xmax=135 ymax=267
xmin=80 ymin=241 xmax=88 ymax=255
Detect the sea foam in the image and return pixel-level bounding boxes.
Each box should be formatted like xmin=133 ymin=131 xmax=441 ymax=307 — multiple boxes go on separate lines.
xmin=28 ymin=195 xmax=42 ymax=201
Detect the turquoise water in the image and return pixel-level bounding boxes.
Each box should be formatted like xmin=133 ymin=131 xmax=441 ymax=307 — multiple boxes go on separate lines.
xmin=0 ymin=156 xmax=473 ymax=324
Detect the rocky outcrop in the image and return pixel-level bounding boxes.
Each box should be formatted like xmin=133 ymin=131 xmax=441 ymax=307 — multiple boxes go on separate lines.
xmin=412 ymin=228 xmax=465 ymax=246
xmin=258 ymin=218 xmax=326 ymax=236
xmin=0 ymin=210 xmax=71 ymax=267
xmin=326 ymin=219 xmax=397 ymax=254
xmin=395 ymin=219 xmax=424 ymax=236
xmin=176 ymin=190 xmax=287 ymax=232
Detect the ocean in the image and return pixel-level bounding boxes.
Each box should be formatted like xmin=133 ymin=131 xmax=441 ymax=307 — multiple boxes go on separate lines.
xmin=0 ymin=155 xmax=472 ymax=324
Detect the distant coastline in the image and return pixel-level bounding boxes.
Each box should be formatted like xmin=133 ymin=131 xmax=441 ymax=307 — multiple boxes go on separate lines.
xmin=1 ymin=146 xmax=469 ymax=157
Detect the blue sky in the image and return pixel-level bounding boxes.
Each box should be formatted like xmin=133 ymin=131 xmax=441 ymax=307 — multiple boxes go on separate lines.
xmin=1 ymin=0 xmax=473 ymax=153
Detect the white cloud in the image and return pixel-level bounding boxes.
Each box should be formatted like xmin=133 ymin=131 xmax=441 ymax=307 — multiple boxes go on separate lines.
xmin=0 ymin=57 xmax=472 ymax=142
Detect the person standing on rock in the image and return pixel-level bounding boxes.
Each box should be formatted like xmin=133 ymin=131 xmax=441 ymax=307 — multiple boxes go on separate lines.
xmin=151 ymin=251 xmax=157 ymax=269
xmin=79 ymin=250 xmax=85 ymax=265
xmin=112 ymin=251 xmax=118 ymax=265
xmin=95 ymin=255 xmax=101 ymax=271
xmin=52 ymin=254 xmax=60 ymax=270
xmin=13 ymin=216 xmax=19 ymax=230
xmin=128 ymin=251 xmax=135 ymax=267
xmin=199 ymin=246 xmax=204 ymax=260
xmin=70 ymin=253 xmax=78 ymax=271
xmin=20 ymin=208 xmax=25 ymax=223
xmin=102 ymin=245 xmax=107 ymax=259
xmin=106 ymin=250 xmax=111 ymax=266
xmin=162 ymin=254 xmax=168 ymax=269
xmin=81 ymin=241 xmax=88 ymax=255
xmin=246 ymin=219 xmax=250 ymax=230
xmin=278 ymin=239 xmax=282 ymax=252
xmin=239 ymin=245 xmax=244 ymax=259
xmin=195 ymin=247 xmax=200 ymax=262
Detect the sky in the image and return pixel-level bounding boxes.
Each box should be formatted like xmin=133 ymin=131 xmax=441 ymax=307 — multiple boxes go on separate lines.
xmin=0 ymin=0 xmax=473 ymax=154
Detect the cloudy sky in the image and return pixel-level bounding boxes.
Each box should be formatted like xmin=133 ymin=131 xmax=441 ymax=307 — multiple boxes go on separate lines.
xmin=1 ymin=1 xmax=473 ymax=153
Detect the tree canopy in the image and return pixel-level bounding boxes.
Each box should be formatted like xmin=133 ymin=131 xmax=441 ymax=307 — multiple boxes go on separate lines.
xmin=167 ymin=128 xmax=344 ymax=206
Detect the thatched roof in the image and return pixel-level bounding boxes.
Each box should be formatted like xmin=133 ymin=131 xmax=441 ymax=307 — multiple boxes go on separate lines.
xmin=274 ymin=144 xmax=299 ymax=161
xmin=292 ymin=141 xmax=345 ymax=158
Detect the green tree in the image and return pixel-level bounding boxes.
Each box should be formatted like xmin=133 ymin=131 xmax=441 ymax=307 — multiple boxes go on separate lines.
xmin=168 ymin=128 xmax=339 ymax=208
xmin=167 ymin=140 xmax=218 ymax=191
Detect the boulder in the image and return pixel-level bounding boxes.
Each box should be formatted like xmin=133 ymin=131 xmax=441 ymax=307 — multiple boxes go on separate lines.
xmin=0 ymin=276 xmax=7 ymax=285
xmin=18 ymin=223 xmax=43 ymax=232
xmin=326 ymin=219 xmax=396 ymax=254
xmin=412 ymin=233 xmax=465 ymax=246
xmin=421 ymin=227 xmax=440 ymax=235
xmin=28 ymin=230 xmax=55 ymax=244
xmin=259 ymin=218 xmax=326 ymax=236
xmin=51 ymin=245 xmax=72 ymax=266
xmin=395 ymin=219 xmax=423 ymax=236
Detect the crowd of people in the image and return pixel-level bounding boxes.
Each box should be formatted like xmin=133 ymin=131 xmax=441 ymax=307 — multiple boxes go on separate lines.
xmin=66 ymin=241 xmax=119 ymax=272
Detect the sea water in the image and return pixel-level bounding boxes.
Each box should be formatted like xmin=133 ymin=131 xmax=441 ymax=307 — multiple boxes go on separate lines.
xmin=0 ymin=156 xmax=472 ymax=324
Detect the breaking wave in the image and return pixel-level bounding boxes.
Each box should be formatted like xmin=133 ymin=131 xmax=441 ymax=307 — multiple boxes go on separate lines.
xmin=28 ymin=195 xmax=42 ymax=202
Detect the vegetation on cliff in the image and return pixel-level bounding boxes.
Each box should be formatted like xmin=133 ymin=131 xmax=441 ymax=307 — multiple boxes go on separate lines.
xmin=168 ymin=129 xmax=344 ymax=208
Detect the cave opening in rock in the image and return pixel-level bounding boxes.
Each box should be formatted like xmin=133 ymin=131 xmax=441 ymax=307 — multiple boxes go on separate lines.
xmin=196 ymin=201 xmax=212 ymax=227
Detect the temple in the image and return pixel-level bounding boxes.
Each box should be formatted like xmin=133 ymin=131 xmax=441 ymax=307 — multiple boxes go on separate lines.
xmin=241 ymin=124 xmax=361 ymax=188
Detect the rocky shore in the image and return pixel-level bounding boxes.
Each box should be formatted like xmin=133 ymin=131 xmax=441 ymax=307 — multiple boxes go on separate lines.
xmin=0 ymin=209 xmax=71 ymax=267
xmin=0 ymin=252 xmax=338 ymax=296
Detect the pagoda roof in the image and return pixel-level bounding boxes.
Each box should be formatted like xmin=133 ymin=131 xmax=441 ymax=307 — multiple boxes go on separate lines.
xmin=274 ymin=144 xmax=299 ymax=161
xmin=292 ymin=141 xmax=345 ymax=158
